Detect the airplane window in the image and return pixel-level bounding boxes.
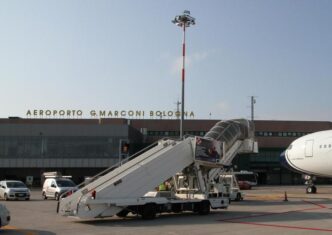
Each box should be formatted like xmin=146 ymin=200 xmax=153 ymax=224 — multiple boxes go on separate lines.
xmin=329 ymin=144 xmax=331 ymax=148
xmin=324 ymin=145 xmax=327 ymax=148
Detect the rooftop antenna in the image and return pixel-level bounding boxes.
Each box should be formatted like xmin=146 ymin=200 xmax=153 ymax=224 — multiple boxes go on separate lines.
xmin=250 ymin=96 xmax=256 ymax=121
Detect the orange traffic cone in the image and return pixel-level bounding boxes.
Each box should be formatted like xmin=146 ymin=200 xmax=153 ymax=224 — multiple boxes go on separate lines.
xmin=283 ymin=191 xmax=288 ymax=202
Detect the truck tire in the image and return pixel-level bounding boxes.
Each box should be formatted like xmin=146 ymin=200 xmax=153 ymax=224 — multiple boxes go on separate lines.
xmin=235 ymin=193 xmax=242 ymax=201
xmin=116 ymin=209 xmax=129 ymax=218
xmin=141 ymin=203 xmax=156 ymax=220
xmin=42 ymin=192 xmax=47 ymax=200
xmin=198 ymin=200 xmax=210 ymax=215
xmin=172 ymin=203 xmax=182 ymax=213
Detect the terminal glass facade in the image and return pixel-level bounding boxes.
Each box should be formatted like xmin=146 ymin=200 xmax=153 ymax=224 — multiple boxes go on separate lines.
xmin=0 ymin=136 xmax=121 ymax=159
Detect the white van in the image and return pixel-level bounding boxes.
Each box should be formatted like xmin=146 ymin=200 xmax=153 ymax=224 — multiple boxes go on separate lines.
xmin=42 ymin=178 xmax=76 ymax=200
xmin=0 ymin=203 xmax=10 ymax=228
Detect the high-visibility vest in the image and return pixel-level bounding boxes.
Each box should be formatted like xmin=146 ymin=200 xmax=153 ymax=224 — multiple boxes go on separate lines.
xmin=159 ymin=183 xmax=166 ymax=191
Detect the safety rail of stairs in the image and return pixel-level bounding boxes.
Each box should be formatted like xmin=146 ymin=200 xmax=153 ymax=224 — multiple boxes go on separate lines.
xmin=57 ymin=137 xmax=182 ymax=212
xmin=204 ymin=119 xmax=254 ymax=153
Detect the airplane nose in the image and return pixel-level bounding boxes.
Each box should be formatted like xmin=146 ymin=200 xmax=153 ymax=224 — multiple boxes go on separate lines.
xmin=279 ymin=146 xmax=303 ymax=174
xmin=280 ymin=151 xmax=288 ymax=168
xmin=280 ymin=150 xmax=295 ymax=171
xmin=280 ymin=149 xmax=301 ymax=173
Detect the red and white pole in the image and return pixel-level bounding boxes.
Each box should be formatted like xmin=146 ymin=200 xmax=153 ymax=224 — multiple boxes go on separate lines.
xmin=180 ymin=25 xmax=186 ymax=139
xmin=173 ymin=11 xmax=195 ymax=139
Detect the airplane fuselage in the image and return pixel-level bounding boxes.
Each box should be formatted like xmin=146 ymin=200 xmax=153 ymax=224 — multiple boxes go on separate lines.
xmin=281 ymin=130 xmax=332 ymax=177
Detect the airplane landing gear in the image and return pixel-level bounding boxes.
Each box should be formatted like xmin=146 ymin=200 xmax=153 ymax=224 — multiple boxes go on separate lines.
xmin=304 ymin=175 xmax=317 ymax=194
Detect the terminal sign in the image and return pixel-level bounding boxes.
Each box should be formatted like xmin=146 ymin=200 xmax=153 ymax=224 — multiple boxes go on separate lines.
xmin=26 ymin=109 xmax=195 ymax=119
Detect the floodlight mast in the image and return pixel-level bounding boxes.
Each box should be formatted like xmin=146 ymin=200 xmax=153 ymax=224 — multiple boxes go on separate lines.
xmin=172 ymin=10 xmax=195 ymax=139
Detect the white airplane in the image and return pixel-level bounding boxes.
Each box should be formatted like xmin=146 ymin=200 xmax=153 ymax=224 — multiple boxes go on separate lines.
xmin=280 ymin=130 xmax=332 ymax=194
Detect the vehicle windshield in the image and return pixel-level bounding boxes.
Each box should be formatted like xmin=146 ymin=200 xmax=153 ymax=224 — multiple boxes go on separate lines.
xmin=56 ymin=179 xmax=75 ymax=187
xmin=6 ymin=181 xmax=26 ymax=188
xmin=220 ymin=177 xmax=231 ymax=185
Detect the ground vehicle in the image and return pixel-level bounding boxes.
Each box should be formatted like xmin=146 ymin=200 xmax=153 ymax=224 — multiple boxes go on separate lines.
xmin=0 ymin=180 xmax=30 ymax=201
xmin=0 ymin=203 xmax=10 ymax=228
xmin=42 ymin=178 xmax=76 ymax=200
xmin=219 ymin=174 xmax=244 ymax=201
xmin=58 ymin=119 xmax=258 ymax=220
xmin=233 ymin=171 xmax=258 ymax=189
xmin=238 ymin=180 xmax=252 ymax=190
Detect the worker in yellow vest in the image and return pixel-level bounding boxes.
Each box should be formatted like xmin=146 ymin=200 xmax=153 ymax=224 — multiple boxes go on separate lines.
xmin=159 ymin=182 xmax=166 ymax=191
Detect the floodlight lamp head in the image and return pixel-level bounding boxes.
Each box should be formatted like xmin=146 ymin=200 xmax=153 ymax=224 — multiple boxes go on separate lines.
xmin=183 ymin=10 xmax=190 ymax=15
xmin=172 ymin=11 xmax=196 ymax=28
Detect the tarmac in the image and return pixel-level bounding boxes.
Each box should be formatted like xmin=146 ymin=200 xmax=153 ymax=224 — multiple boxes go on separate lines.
xmin=2 ymin=185 xmax=332 ymax=235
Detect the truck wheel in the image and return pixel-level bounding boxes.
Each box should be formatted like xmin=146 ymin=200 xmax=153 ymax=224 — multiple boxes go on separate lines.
xmin=42 ymin=192 xmax=47 ymax=200
xmin=235 ymin=193 xmax=242 ymax=201
xmin=116 ymin=209 xmax=129 ymax=218
xmin=198 ymin=201 xmax=210 ymax=215
xmin=172 ymin=203 xmax=182 ymax=213
xmin=141 ymin=204 xmax=156 ymax=220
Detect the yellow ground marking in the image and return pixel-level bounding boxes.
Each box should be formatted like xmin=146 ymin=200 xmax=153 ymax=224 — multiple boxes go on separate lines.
xmin=2 ymin=226 xmax=38 ymax=235
xmin=2 ymin=225 xmax=17 ymax=229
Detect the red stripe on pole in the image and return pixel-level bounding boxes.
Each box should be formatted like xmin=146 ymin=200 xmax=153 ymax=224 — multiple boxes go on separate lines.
xmin=182 ymin=68 xmax=185 ymax=81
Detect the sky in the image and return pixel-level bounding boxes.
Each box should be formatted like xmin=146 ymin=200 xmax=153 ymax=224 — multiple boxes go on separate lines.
xmin=0 ymin=0 xmax=331 ymax=121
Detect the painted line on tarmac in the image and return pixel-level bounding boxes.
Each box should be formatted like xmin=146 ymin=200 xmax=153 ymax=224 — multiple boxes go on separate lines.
xmin=246 ymin=195 xmax=282 ymax=200
xmin=23 ymin=231 xmax=38 ymax=235
xmin=246 ymin=194 xmax=303 ymax=200
xmin=3 ymin=225 xmax=17 ymax=229
xmin=3 ymin=225 xmax=38 ymax=235
xmin=218 ymin=200 xmax=332 ymax=232
xmin=223 ymin=220 xmax=332 ymax=232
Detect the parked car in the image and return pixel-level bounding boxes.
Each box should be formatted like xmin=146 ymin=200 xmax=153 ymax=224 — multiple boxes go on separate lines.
xmin=0 ymin=203 xmax=10 ymax=228
xmin=0 ymin=180 xmax=30 ymax=201
xmin=42 ymin=178 xmax=77 ymax=200
xmin=238 ymin=180 xmax=252 ymax=190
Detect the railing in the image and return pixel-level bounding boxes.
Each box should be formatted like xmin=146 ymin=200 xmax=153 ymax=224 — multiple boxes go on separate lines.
xmin=57 ymin=137 xmax=182 ymax=212
xmin=204 ymin=119 xmax=254 ymax=153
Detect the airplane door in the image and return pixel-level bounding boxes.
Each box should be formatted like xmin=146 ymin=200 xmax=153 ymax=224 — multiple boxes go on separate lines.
xmin=305 ymin=140 xmax=314 ymax=157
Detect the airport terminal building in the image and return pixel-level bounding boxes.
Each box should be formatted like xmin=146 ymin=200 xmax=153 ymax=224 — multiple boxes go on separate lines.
xmin=0 ymin=117 xmax=331 ymax=186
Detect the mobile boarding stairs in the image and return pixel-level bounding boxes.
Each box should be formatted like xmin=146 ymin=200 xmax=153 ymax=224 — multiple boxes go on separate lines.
xmin=57 ymin=119 xmax=258 ymax=219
